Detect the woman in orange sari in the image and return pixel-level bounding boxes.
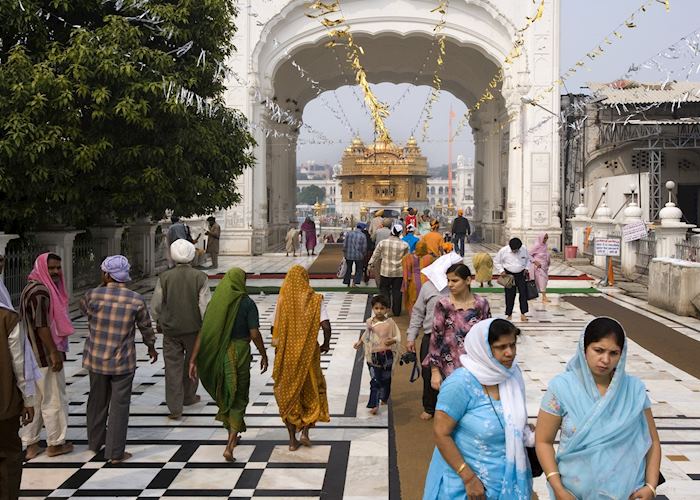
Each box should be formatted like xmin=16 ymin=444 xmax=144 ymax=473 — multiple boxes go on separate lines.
xmin=421 ymin=219 xmax=445 ymax=258
xmin=272 ymin=265 xmax=331 ymax=450
xmin=417 ymin=240 xmax=437 ymax=284
xmin=401 ymin=247 xmax=423 ymax=315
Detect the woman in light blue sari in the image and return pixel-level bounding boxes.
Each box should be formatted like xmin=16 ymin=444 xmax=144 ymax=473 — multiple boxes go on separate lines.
xmin=535 ymin=317 xmax=661 ymax=499
xmin=423 ymin=318 xmax=534 ymax=499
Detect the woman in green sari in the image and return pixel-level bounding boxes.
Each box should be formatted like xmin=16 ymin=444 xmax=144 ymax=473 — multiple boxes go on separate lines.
xmin=188 ymin=268 xmax=268 ymax=461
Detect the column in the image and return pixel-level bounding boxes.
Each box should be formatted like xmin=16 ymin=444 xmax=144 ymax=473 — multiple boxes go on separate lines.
xmin=655 ymin=181 xmax=697 ymax=259
xmin=0 ymin=232 xmax=20 ymax=281
xmin=33 ymin=230 xmax=83 ymax=296
xmin=568 ymin=218 xmax=590 ymax=258
xmin=88 ymin=226 xmax=126 ymax=261
xmin=130 ymin=221 xmax=158 ymax=277
xmin=621 ymin=197 xmax=644 ymax=277
xmin=591 ymin=200 xmax=614 ymax=269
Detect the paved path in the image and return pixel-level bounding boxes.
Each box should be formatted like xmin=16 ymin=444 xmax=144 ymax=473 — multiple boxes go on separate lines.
xmin=19 ymin=252 xmax=700 ymax=499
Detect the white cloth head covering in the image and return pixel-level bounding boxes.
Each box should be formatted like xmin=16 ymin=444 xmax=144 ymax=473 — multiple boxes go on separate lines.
xmin=459 ymin=319 xmax=534 ymax=479
xmin=419 ymin=252 xmax=463 ymax=291
xmin=391 ymin=223 xmax=403 ymax=236
xmin=170 ymin=239 xmax=196 ymax=264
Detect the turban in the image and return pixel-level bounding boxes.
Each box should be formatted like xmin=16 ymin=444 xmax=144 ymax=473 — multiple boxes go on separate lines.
xmin=101 ymin=255 xmax=131 ymax=283
xmin=357 ymin=222 xmax=367 ymax=230
xmin=171 ymin=239 xmax=196 ymax=264
xmin=457 ymin=209 xmax=464 ymax=215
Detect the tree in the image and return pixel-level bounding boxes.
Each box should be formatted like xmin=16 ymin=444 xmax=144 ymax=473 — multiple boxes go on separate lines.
xmin=297 ymin=185 xmax=326 ymax=205
xmin=0 ymin=0 xmax=255 ymax=232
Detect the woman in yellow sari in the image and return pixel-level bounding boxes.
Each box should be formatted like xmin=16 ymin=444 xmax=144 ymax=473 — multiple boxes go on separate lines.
xmin=272 ymin=265 xmax=331 ymax=450
xmin=416 ymin=240 xmax=436 ymax=284
xmin=472 ymin=252 xmax=494 ymax=287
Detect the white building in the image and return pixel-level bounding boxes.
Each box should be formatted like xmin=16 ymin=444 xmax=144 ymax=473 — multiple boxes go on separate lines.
xmin=218 ymin=0 xmax=562 ymax=254
xmin=426 ymin=155 xmax=476 ymax=215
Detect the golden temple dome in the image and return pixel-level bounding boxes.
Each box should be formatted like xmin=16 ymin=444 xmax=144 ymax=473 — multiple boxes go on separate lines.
xmin=406 ymin=136 xmax=418 ymax=147
xmin=351 ymin=137 xmax=364 ymax=147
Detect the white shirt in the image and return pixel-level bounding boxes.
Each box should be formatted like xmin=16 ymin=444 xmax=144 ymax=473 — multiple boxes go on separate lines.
xmin=493 ymin=246 xmax=531 ymax=274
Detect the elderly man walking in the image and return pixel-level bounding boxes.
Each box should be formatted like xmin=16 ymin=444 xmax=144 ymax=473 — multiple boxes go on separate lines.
xmin=1 ymin=256 xmax=37 ymax=499
xmin=342 ymin=223 xmax=368 ymax=287
xmin=21 ymin=253 xmax=74 ymax=460
xmin=369 ymin=224 xmax=409 ymax=316
xmin=205 ymin=216 xmax=221 ymax=269
xmin=80 ymin=256 xmax=158 ymax=463
xmin=151 ymin=240 xmax=211 ymax=419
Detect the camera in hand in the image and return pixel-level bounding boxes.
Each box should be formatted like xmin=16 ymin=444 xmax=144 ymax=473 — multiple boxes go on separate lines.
xmin=399 ymin=351 xmax=417 ymax=366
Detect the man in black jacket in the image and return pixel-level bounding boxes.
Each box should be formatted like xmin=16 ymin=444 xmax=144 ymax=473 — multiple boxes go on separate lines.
xmin=450 ymin=209 xmax=471 ymax=257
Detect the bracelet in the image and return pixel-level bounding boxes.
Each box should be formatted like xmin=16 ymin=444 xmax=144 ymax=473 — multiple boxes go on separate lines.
xmin=545 ymin=471 xmax=560 ymax=481
xmin=645 ymin=483 xmax=657 ymax=496
xmin=456 ymin=462 xmax=467 ymax=475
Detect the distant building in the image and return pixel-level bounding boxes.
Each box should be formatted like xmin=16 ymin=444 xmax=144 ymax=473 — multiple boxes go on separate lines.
xmin=426 ymin=155 xmax=475 ymax=216
xmin=299 ymin=161 xmax=333 ymax=180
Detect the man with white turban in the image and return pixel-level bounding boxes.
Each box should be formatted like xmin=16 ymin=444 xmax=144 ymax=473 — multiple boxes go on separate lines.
xmin=150 ymin=240 xmax=211 ymax=419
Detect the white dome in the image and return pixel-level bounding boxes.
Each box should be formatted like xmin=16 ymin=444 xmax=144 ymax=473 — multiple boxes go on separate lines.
xmin=594 ymin=202 xmax=612 ymax=221
xmin=659 ymin=201 xmax=683 ymax=227
xmin=622 ymin=202 xmax=643 ymax=223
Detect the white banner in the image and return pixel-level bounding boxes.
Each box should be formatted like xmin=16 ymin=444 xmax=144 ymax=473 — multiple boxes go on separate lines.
xmin=622 ymin=221 xmax=648 ymax=243
xmin=594 ymin=238 xmax=621 ymax=257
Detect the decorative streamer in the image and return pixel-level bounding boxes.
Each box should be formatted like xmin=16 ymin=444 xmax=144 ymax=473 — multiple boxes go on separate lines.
xmin=307 ymin=0 xmax=392 ymax=142
xmin=420 ymin=0 xmax=449 ymax=141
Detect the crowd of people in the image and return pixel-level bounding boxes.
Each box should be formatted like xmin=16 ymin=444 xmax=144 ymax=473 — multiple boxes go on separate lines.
xmin=0 ymin=214 xmax=663 ymax=500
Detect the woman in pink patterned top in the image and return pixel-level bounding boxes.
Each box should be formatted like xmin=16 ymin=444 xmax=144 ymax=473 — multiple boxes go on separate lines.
xmin=423 ymin=263 xmax=491 ymax=390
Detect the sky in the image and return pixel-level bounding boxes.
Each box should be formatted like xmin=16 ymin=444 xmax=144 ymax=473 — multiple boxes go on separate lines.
xmin=295 ymin=0 xmax=700 ymax=166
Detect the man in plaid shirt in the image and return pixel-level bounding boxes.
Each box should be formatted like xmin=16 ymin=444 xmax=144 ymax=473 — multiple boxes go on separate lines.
xmin=342 ymin=223 xmax=368 ymax=287
xmin=368 ymin=224 xmax=409 ymax=316
xmin=80 ymin=255 xmax=158 ymax=463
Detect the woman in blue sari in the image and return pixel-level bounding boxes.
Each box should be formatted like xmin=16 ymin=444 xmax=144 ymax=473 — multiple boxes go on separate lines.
xmin=535 ymin=317 xmax=662 ymax=499
xmin=423 ymin=318 xmax=534 ymax=500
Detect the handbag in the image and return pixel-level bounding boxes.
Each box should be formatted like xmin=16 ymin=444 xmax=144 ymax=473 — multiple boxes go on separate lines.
xmin=525 ymin=279 xmax=539 ymax=300
xmin=337 ymin=259 xmax=348 ymax=279
xmin=496 ymin=274 xmax=515 ymax=288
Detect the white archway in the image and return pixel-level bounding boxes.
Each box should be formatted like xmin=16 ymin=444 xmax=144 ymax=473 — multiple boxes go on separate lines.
xmin=220 ymin=0 xmax=562 ymax=254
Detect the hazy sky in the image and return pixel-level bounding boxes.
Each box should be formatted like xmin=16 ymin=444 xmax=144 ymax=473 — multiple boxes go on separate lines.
xmin=295 ymin=0 xmax=699 ymax=166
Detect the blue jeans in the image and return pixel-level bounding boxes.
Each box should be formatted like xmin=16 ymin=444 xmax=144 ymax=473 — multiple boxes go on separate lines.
xmin=343 ymin=259 xmax=363 ymax=285
xmin=453 ymin=233 xmax=466 ymax=256
xmin=367 ymin=351 xmax=393 ymax=408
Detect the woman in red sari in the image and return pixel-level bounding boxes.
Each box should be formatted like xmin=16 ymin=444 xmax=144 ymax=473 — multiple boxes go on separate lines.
xmin=300 ymin=217 xmax=317 ymax=256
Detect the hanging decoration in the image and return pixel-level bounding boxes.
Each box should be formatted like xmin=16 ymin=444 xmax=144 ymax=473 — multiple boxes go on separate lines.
xmin=307 ymin=0 xmax=392 ymax=142
xmin=420 ymin=0 xmax=449 ymax=141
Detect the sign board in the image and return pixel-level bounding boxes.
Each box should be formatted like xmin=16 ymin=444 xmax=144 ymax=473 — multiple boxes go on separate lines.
xmin=594 ymin=238 xmax=621 ymax=257
xmin=622 ymin=221 xmax=648 ymax=243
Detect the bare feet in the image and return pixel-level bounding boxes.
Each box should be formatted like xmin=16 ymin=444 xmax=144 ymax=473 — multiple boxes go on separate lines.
xmin=168 ymin=413 xmax=181 ymax=420
xmin=184 ymin=395 xmax=201 ymax=406
xmin=369 ymin=406 xmax=378 ymax=415
xmin=223 ymin=433 xmax=239 ymax=462
xmin=520 ymin=314 xmax=529 ymax=322
xmin=380 ymin=400 xmax=388 ymax=406
xmin=46 ymin=443 xmax=74 ymax=457
xmin=108 ymin=451 xmax=132 ymax=464
xmin=25 ymin=443 xmax=45 ymax=460
xmin=419 ymin=411 xmax=434 ymax=420
xmin=506 ymin=315 xmax=513 ymax=321
xmin=299 ymin=427 xmax=312 ymax=447
xmin=288 ymin=438 xmax=302 ymax=451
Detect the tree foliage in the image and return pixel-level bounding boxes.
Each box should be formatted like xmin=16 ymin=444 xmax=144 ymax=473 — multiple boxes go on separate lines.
xmin=297 ymin=185 xmax=326 ymax=205
xmin=0 ymin=0 xmax=255 ymax=232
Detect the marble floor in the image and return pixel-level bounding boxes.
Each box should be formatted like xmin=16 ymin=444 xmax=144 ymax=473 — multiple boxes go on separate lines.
xmin=19 ymin=253 xmax=700 ymax=499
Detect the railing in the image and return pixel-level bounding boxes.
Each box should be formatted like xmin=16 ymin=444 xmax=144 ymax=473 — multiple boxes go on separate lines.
xmin=676 ymin=238 xmax=700 ymax=262
xmin=635 ymin=231 xmax=657 ymax=275
xmin=3 ymin=238 xmax=46 ymax=306
xmin=73 ymin=231 xmax=101 ymax=290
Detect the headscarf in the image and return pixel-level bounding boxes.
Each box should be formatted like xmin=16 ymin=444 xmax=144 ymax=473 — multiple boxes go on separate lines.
xmin=391 ymin=224 xmax=403 ymax=237
xmin=459 ymin=318 xmax=533 ymax=497
xmin=27 ymin=253 xmax=74 ymax=352
xmin=356 ymin=222 xmax=367 ymax=230
xmin=529 ymin=233 xmax=549 ymax=258
xmin=197 ymin=268 xmax=247 ymax=414
xmin=0 ymin=274 xmax=14 ymax=312
xmin=301 ymin=217 xmax=315 ymax=232
xmin=415 ymin=240 xmax=429 ymax=258
xmin=100 ymin=255 xmax=131 ymax=283
xmin=546 ymin=318 xmax=651 ymax=499
xmin=441 ymin=242 xmax=454 ymax=253
xmin=272 ymin=265 xmax=323 ymax=418
xmin=420 ymin=252 xmax=463 ymax=291
xmin=170 ymin=239 xmax=196 ymax=264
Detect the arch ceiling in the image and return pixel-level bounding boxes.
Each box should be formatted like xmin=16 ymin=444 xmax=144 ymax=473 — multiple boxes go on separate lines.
xmin=272 ymin=33 xmax=504 ymax=111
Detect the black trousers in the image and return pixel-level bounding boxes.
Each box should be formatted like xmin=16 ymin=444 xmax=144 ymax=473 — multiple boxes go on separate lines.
xmin=504 ymin=269 xmax=529 ymax=316
xmin=420 ymin=334 xmax=438 ymax=415
xmin=0 ymin=416 xmax=21 ymax=500
xmin=379 ymin=276 xmax=403 ymax=316
xmin=453 ymin=233 xmax=466 ymax=256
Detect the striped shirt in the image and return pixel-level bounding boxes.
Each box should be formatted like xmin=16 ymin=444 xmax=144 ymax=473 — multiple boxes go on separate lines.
xmin=20 ymin=281 xmax=60 ymax=368
xmin=368 ymin=236 xmax=409 ymax=278
xmin=343 ymin=229 xmax=368 ymax=261
xmin=80 ymin=283 xmax=156 ymax=375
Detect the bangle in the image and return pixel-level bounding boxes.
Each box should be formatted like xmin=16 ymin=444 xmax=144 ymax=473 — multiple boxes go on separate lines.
xmin=645 ymin=483 xmax=657 ymax=496
xmin=545 ymin=471 xmax=560 ymax=481
xmin=456 ymin=462 xmax=467 ymax=475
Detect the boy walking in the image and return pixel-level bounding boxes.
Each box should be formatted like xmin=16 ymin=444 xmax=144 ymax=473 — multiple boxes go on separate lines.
xmin=353 ymin=296 xmax=400 ymax=415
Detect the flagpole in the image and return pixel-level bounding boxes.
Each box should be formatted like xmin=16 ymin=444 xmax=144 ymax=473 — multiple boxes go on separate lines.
xmin=448 ymin=105 xmax=454 ymax=214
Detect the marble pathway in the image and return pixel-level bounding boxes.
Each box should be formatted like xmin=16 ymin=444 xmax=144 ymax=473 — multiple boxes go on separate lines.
xmin=19 ymin=256 xmax=700 ymax=499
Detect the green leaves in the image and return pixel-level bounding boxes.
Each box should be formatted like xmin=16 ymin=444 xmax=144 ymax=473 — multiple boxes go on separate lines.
xmin=0 ymin=0 xmax=254 ymax=232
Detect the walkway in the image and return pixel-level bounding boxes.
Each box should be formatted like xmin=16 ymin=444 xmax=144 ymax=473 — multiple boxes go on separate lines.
xmin=18 ymin=249 xmax=700 ymax=499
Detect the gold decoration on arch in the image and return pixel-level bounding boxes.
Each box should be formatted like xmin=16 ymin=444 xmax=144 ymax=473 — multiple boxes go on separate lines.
xmin=420 ymin=0 xmax=450 ymax=141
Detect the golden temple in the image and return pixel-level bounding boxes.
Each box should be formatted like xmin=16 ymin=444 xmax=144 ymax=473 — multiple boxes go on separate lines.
xmin=336 ymin=136 xmax=429 ymax=216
